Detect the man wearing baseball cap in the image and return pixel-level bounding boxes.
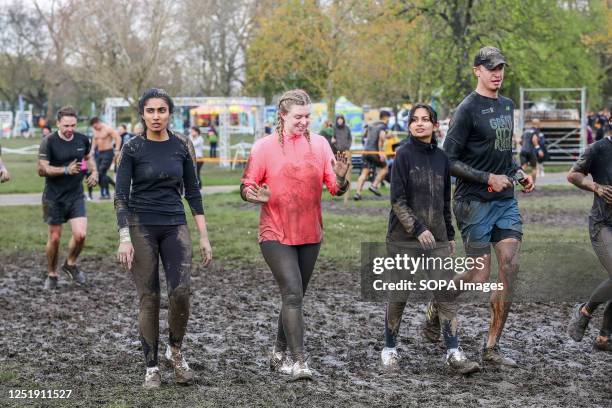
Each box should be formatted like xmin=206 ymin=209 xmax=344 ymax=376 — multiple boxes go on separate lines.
xmin=425 ymin=46 xmax=534 ymax=368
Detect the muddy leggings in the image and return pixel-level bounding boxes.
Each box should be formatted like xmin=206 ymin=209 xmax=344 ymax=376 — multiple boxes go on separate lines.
xmin=384 ymin=245 xmax=458 ymax=350
xmin=260 ymin=240 xmax=321 ymax=362
xmin=585 ymin=226 xmax=612 ymax=336
xmin=130 ymin=224 xmax=192 ymax=367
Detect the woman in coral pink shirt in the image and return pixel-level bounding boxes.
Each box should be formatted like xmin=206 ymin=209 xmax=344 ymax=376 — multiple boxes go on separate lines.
xmin=241 ymin=89 xmax=349 ymax=380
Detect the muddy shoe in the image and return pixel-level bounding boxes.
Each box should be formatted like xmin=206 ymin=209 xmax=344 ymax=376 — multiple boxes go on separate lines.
xmin=62 ymin=262 xmax=86 ymax=285
xmin=593 ymin=336 xmax=612 ymax=352
xmin=482 ymin=345 xmax=518 ymax=368
xmin=290 ymin=360 xmax=313 ymax=381
xmin=143 ymin=367 xmax=161 ymax=389
xmin=446 ymin=348 xmax=480 ymax=374
xmin=353 ymin=193 xmax=362 ymax=201
xmin=368 ymin=186 xmax=382 ymax=196
xmin=165 ymin=345 xmax=194 ymax=385
xmin=269 ymin=347 xmax=292 ymax=375
xmin=567 ymin=303 xmax=591 ymax=342
xmin=422 ymin=300 xmax=440 ymax=343
xmin=381 ymin=347 xmax=400 ymax=370
xmin=43 ymin=275 xmax=59 ymax=290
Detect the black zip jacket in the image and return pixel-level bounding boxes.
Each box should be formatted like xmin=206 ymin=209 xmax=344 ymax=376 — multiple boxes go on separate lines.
xmin=387 ymin=136 xmax=454 ymax=242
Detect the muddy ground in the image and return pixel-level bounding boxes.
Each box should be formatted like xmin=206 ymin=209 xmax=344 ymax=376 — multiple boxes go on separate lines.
xmin=1 ymin=188 xmax=609 ymax=407
xmin=1 ymin=250 xmax=610 ymax=408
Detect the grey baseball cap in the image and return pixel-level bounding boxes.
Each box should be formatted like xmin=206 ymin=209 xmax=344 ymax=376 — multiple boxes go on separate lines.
xmin=473 ymin=46 xmax=507 ymax=69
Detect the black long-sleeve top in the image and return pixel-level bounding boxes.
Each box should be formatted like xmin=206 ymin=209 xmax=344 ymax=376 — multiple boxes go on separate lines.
xmin=114 ymin=131 xmax=204 ymax=229
xmin=387 ymin=136 xmax=454 ymax=242
xmin=443 ymin=91 xmax=520 ymax=202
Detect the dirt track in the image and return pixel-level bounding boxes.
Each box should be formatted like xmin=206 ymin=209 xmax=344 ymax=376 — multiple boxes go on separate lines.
xmin=1 ymin=250 xmax=611 ymax=407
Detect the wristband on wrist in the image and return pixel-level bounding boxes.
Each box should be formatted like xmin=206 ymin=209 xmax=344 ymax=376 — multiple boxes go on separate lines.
xmin=64 ymin=166 xmax=68 ymax=175
xmin=119 ymin=227 xmax=131 ymax=243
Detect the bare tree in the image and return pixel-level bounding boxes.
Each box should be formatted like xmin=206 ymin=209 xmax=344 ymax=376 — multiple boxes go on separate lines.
xmin=0 ymin=2 xmax=48 ymax=114
xmin=180 ymin=0 xmax=260 ymax=96
xmin=72 ymin=0 xmax=176 ymax=117
xmin=33 ymin=0 xmax=78 ymax=119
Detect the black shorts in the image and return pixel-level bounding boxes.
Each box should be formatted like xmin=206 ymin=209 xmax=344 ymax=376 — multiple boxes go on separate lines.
xmin=43 ymin=197 xmax=86 ymax=225
xmin=519 ymin=151 xmax=537 ymax=167
xmin=362 ymin=154 xmax=386 ymax=170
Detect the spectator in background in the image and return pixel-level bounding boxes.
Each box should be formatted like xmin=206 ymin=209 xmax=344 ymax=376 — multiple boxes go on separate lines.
xmin=42 ymin=125 xmax=52 ymax=139
xmin=333 ymin=114 xmax=353 ymax=203
xmin=118 ymin=124 xmax=134 ymax=149
xmin=208 ymin=124 xmax=218 ymax=158
xmin=20 ymin=118 xmax=30 ymax=137
xmin=332 ymin=114 xmax=352 ymax=154
xmin=189 ymin=126 xmax=205 ymax=187
xmin=319 ymin=120 xmax=334 ymax=148
xmin=264 ymin=122 xmax=273 ymax=136
xmin=595 ymin=109 xmax=608 ymax=142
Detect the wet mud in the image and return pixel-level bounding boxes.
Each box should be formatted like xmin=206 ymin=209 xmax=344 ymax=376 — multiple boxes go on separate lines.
xmin=1 ymin=253 xmax=611 ymax=407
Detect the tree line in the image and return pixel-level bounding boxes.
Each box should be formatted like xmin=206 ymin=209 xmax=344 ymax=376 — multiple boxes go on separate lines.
xmin=0 ymin=0 xmax=609 ymax=122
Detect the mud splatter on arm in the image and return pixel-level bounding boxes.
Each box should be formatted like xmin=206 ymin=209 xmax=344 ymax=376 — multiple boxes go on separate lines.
xmin=444 ymin=162 xmax=455 ymax=241
xmin=181 ymin=136 xmax=204 ymax=216
xmin=390 ymin=150 xmax=426 ymax=236
xmin=241 ymin=142 xmax=266 ymax=201
xmin=114 ymin=142 xmax=134 ymax=229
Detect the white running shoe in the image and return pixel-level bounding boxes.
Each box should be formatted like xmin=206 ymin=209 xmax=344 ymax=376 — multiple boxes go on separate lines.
xmin=269 ymin=347 xmax=293 ymax=375
xmin=446 ymin=348 xmax=480 ymax=374
xmin=165 ymin=345 xmax=194 ymax=384
xmin=291 ymin=360 xmax=313 ymax=381
xmin=381 ymin=347 xmax=400 ymax=369
xmin=143 ymin=366 xmax=161 ymax=389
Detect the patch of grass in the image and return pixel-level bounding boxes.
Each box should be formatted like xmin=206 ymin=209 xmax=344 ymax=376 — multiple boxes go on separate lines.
xmin=0 ymin=190 xmax=594 ymax=268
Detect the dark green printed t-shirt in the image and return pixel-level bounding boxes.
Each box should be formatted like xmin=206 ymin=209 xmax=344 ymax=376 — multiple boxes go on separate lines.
xmin=38 ymin=131 xmax=91 ymax=202
xmin=443 ymin=92 xmax=519 ymax=202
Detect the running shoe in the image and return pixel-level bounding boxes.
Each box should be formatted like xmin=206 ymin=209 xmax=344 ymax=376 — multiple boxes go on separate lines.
xmin=269 ymin=347 xmax=293 ymax=375
xmin=353 ymin=193 xmax=362 ymax=201
xmin=368 ymin=186 xmax=382 ymax=196
xmin=593 ymin=336 xmax=612 ymax=352
xmin=381 ymin=347 xmax=400 ymax=369
xmin=43 ymin=275 xmax=58 ymax=290
xmin=446 ymin=348 xmax=480 ymax=374
xmin=165 ymin=345 xmax=194 ymax=385
xmin=567 ymin=303 xmax=591 ymax=342
xmin=482 ymin=344 xmax=518 ymax=368
xmin=143 ymin=366 xmax=161 ymax=389
xmin=290 ymin=360 xmax=313 ymax=381
xmin=422 ymin=300 xmax=440 ymax=343
xmin=62 ymin=262 xmax=86 ymax=285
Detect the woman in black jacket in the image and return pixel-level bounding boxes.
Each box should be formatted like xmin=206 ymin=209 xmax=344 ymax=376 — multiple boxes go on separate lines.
xmin=381 ymin=104 xmax=480 ymax=374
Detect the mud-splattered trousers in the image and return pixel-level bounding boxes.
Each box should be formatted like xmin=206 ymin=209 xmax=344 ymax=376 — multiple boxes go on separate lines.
xmin=385 ymin=136 xmax=458 ymax=350
xmin=384 ymin=244 xmax=459 ymax=350
xmin=130 ymin=224 xmax=192 ymax=367
xmin=260 ymin=241 xmax=321 ymax=361
xmin=586 ymin=226 xmax=612 ymax=336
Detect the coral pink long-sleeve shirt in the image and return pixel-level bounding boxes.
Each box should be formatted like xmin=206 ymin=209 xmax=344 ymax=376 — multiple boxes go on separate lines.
xmin=241 ymin=132 xmax=341 ymax=245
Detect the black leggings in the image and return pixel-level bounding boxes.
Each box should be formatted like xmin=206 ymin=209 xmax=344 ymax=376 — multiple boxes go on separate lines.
xmin=130 ymin=224 xmax=192 ymax=367
xmin=96 ymin=150 xmax=115 ymax=195
xmin=585 ymin=226 xmax=612 ymax=336
xmin=260 ymin=240 xmax=321 ymax=361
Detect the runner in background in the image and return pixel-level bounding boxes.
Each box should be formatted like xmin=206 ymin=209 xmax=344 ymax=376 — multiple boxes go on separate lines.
xmin=354 ymin=111 xmax=391 ymax=200
xmin=189 ymin=126 xmax=205 ymax=187
xmin=90 ymin=117 xmax=121 ymax=199
xmin=0 ymin=145 xmax=11 ymax=183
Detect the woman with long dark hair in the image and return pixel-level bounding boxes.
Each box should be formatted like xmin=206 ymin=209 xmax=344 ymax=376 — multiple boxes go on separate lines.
xmin=115 ymin=88 xmax=212 ymax=388
xmin=241 ymin=89 xmax=350 ymax=380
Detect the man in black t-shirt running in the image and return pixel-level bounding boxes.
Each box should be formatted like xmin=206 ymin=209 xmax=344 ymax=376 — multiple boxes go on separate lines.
xmin=440 ymin=46 xmax=534 ymax=367
xmin=566 ymin=118 xmax=612 ymax=352
xmin=38 ymin=106 xmax=98 ymax=290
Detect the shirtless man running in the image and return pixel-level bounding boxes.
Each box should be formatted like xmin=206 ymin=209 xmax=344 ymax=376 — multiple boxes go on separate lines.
xmin=90 ymin=117 xmax=121 ymax=199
